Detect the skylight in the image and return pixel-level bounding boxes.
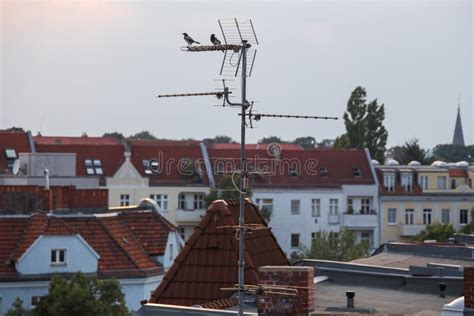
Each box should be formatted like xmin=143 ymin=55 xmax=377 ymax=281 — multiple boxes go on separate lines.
xmin=353 ymin=168 xmax=361 ymax=177
xmin=320 ymin=168 xmax=328 ymax=177
xmin=5 ymin=149 xmax=16 ymax=159
xmin=143 ymin=160 xmax=153 ymax=175
xmin=85 ymin=159 xmax=103 ymax=175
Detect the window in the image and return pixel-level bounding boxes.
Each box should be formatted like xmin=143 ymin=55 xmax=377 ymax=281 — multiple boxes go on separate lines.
xmin=291 ymin=200 xmax=300 ymax=215
xmin=347 ymin=198 xmax=354 ymax=213
xmin=51 ymin=249 xmax=66 ymax=265
xmin=179 ymin=194 xmax=187 ymax=210
xmin=419 ymin=176 xmax=429 ymax=190
xmin=150 ymin=194 xmax=168 ymax=210
xmin=31 ymin=296 xmax=41 ymax=306
xmin=353 ymin=168 xmax=361 ymax=177
xmin=442 ymin=209 xmax=450 ymax=224
xmin=289 ymin=167 xmax=298 ymax=177
xmin=329 ymin=199 xmax=338 ymax=215
xmin=178 ymin=227 xmax=185 ymax=240
xmin=291 ymin=234 xmax=300 ymax=248
xmin=423 ymin=209 xmax=432 ymax=225
xmin=460 ymin=209 xmax=469 ymax=225
xmin=85 ymin=159 xmax=103 ymax=175
xmin=437 ymin=176 xmax=447 ymax=189
xmin=319 ymin=168 xmax=328 ymax=177
xmin=388 ymin=208 xmax=397 ymax=224
xmin=384 ymin=174 xmax=395 ymax=192
xmin=120 ymin=194 xmax=130 ymax=206
xmin=405 ymin=209 xmax=414 ymax=225
xmin=451 ymin=179 xmax=457 ymax=189
xmin=361 ymin=199 xmax=371 ymax=214
xmin=360 ymin=232 xmax=372 ymax=247
xmin=255 ymin=199 xmax=273 ymax=213
xmin=5 ymin=149 xmax=17 ymax=159
xmin=143 ymin=159 xmax=160 ymax=175
xmin=311 ymin=232 xmax=321 ymax=240
xmin=143 ymin=160 xmax=153 ymax=175
xmin=194 ymin=194 xmax=204 ymax=209
xmin=5 ymin=149 xmax=17 ymax=168
xmin=311 ymin=199 xmax=320 ymax=217
xmin=401 ymin=174 xmax=413 ymax=192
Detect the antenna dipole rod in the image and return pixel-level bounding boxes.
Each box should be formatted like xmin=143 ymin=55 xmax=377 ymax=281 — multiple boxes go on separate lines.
xmin=157 ymin=91 xmax=228 ymax=98
xmin=242 ymin=113 xmax=338 ymax=120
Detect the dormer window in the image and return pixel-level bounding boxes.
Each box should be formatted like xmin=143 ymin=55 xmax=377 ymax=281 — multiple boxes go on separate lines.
xmin=401 ymin=173 xmax=413 ymax=192
xmin=143 ymin=159 xmax=160 ymax=175
xmin=51 ymin=249 xmax=66 ymax=265
xmin=85 ymin=159 xmax=103 ymax=175
xmin=353 ymin=168 xmax=361 ymax=177
xmin=319 ymin=168 xmax=328 ymax=177
xmin=383 ymin=173 xmax=395 ymax=192
xmin=5 ymin=149 xmax=17 ymax=168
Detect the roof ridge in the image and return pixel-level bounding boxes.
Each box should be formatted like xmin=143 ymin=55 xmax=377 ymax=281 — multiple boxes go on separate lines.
xmin=9 ymin=212 xmax=48 ymax=261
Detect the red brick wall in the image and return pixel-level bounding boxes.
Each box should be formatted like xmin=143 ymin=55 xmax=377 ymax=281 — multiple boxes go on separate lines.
xmin=258 ymin=266 xmax=314 ymax=316
xmin=465 ymin=267 xmax=474 ymax=308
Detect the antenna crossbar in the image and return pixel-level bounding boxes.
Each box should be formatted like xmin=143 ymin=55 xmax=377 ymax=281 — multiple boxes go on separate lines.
xmin=157 ymin=91 xmax=229 ymax=98
xmin=242 ymin=113 xmax=339 ymax=121
xmin=181 ymin=44 xmax=247 ymax=52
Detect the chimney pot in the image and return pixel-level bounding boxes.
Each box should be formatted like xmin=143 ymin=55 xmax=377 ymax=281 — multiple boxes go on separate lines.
xmin=439 ymin=283 xmax=447 ymax=298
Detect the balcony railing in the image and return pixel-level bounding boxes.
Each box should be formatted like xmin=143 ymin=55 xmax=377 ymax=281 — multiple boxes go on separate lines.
xmin=400 ymin=224 xmax=425 ymax=236
xmin=176 ymin=208 xmax=206 ymax=224
xmin=343 ymin=213 xmax=377 ymax=228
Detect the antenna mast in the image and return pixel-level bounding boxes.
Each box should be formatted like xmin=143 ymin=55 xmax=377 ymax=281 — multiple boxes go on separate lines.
xmin=157 ymin=19 xmax=337 ymax=316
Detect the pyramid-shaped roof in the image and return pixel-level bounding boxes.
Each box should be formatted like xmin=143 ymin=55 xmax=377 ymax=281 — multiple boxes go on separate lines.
xmin=453 ymin=106 xmax=465 ymax=146
xmin=149 ymin=199 xmax=289 ymax=306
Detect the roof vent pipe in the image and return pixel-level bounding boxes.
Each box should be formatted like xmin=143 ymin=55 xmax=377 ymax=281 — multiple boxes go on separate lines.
xmin=346 ymin=291 xmax=355 ymax=308
xmin=439 ymin=283 xmax=447 ymax=298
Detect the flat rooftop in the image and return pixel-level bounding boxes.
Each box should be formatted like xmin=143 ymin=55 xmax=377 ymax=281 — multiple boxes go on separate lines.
xmin=314 ymin=281 xmax=455 ymax=315
xmin=352 ymin=252 xmax=473 ymax=269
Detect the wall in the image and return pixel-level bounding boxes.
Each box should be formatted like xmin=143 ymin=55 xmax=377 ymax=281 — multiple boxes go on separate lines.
xmin=120 ymin=275 xmax=162 ymax=312
xmin=381 ymin=198 xmax=474 ymax=242
xmin=163 ymin=231 xmax=182 ymax=268
xmin=0 ymin=280 xmax=50 ymax=315
xmin=17 ymin=235 xmax=98 ymax=275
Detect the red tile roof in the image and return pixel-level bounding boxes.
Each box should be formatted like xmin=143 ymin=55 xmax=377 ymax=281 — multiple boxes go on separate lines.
xmin=149 ymin=199 xmax=289 ymax=306
xmin=0 ymin=131 xmax=31 ymax=171
xmin=34 ymin=136 xmax=125 ymax=177
xmin=129 ymin=139 xmax=209 ymax=186
xmin=207 ymin=147 xmax=375 ymax=189
xmin=206 ymin=143 xmax=304 ymax=151
xmin=0 ymin=210 xmax=175 ymax=280
xmin=375 ymin=169 xmax=423 ymax=196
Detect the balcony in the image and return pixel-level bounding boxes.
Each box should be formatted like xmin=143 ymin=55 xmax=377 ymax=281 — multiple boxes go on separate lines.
xmin=343 ymin=213 xmax=377 ymax=228
xmin=328 ymin=214 xmax=340 ymax=225
xmin=176 ymin=208 xmax=206 ymax=224
xmin=400 ymin=224 xmax=425 ymax=236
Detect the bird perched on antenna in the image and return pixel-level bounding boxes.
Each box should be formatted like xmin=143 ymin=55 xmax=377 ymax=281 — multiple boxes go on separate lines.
xmin=182 ymin=33 xmax=200 ymax=46
xmin=210 ymin=34 xmax=224 ymax=52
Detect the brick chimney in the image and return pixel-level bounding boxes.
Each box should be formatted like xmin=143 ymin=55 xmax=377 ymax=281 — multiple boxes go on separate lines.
xmin=258 ymin=266 xmax=314 ymax=316
xmin=465 ymin=267 xmax=474 ymax=309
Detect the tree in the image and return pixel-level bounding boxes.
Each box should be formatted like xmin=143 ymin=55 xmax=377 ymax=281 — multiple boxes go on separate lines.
xmin=129 ymin=130 xmax=157 ymax=140
xmin=31 ymin=272 xmax=130 ymax=316
xmin=212 ymin=135 xmax=236 ymax=144
xmin=398 ymin=139 xmax=433 ymax=165
xmin=414 ymin=222 xmax=455 ymax=242
xmin=293 ymin=136 xmax=316 ymax=149
xmin=204 ymin=175 xmax=252 ymax=205
xmin=290 ymin=229 xmax=369 ymax=262
xmin=433 ymin=144 xmax=474 ymax=162
xmin=6 ymin=298 xmax=30 ymax=316
xmin=336 ymin=87 xmax=388 ymax=163
xmin=103 ymin=132 xmax=125 ymax=141
xmin=258 ymin=136 xmax=287 ymax=144
xmin=317 ymin=139 xmax=335 ymax=148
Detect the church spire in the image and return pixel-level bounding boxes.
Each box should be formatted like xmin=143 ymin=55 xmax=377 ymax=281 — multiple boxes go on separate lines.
xmin=452 ymin=102 xmax=465 ymax=146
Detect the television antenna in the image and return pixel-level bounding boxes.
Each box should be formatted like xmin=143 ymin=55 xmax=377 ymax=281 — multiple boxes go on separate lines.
xmin=157 ymin=18 xmax=337 ymax=316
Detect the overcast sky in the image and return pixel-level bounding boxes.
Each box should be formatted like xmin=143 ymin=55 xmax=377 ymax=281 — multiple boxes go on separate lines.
xmin=1 ymin=0 xmax=472 ymax=148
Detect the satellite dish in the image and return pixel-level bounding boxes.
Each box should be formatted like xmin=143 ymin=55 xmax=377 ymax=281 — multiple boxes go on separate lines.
xmin=12 ymin=159 xmax=20 ymax=175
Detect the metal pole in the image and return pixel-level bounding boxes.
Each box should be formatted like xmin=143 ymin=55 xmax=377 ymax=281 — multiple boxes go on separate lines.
xmin=238 ymin=40 xmax=248 ymax=316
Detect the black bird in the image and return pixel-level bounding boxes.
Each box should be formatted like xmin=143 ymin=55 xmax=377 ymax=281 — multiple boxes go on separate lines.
xmin=210 ymin=34 xmax=224 ymax=52
xmin=182 ymin=33 xmax=200 ymax=46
